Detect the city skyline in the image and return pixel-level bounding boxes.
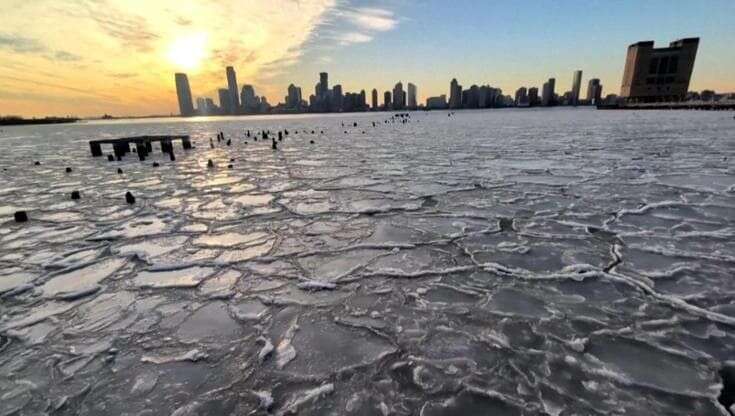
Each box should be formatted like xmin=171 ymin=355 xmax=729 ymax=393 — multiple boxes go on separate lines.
xmin=1 ymin=0 xmax=734 ymax=117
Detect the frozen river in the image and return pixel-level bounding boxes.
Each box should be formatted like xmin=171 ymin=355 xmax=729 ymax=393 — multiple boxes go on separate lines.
xmin=1 ymin=108 xmax=734 ymax=415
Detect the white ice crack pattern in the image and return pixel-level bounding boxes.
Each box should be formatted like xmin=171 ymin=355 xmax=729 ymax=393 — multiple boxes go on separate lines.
xmin=0 ymin=109 xmax=734 ymax=415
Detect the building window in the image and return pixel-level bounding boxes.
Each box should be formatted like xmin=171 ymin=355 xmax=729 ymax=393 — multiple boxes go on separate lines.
xmin=646 ymin=77 xmax=655 ymax=85
xmin=658 ymin=56 xmax=669 ymax=75
xmin=669 ymin=56 xmax=678 ymax=73
xmin=649 ymin=58 xmax=659 ymax=74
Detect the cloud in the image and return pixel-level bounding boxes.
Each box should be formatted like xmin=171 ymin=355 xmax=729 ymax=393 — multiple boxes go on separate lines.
xmin=54 ymin=50 xmax=82 ymax=61
xmin=0 ymin=33 xmax=46 ymax=53
xmin=337 ymin=32 xmax=373 ymax=45
xmin=68 ymin=0 xmax=160 ymax=52
xmin=340 ymin=7 xmax=398 ymax=32
xmin=109 ymin=72 xmax=138 ymax=79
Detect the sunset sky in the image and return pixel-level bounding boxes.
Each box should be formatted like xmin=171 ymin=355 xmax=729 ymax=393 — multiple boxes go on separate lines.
xmin=1 ymin=0 xmax=733 ymax=117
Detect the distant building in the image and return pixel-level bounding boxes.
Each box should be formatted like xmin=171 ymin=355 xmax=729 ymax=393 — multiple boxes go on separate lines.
xmin=359 ymin=90 xmax=367 ymax=110
xmin=462 ymin=85 xmax=480 ymax=108
xmin=218 ymin=89 xmax=231 ymax=114
xmin=226 ymin=66 xmax=239 ymax=114
xmin=541 ymin=78 xmax=556 ymax=106
xmin=528 ymin=87 xmax=539 ymax=106
xmin=449 ymin=78 xmax=462 ymax=109
xmin=333 ymin=85 xmax=343 ymax=112
xmin=393 ymin=82 xmax=405 ymax=110
xmin=407 ymin=83 xmax=417 ymax=109
xmin=515 ymin=87 xmax=528 ymax=106
xmin=426 ymin=95 xmax=447 ymax=109
xmin=571 ymin=70 xmax=582 ymax=106
xmin=620 ymin=38 xmax=699 ymax=102
xmin=586 ymin=78 xmax=603 ymax=105
xmin=174 ymin=73 xmax=195 ymax=117
xmin=700 ymin=89 xmax=715 ymax=101
xmin=371 ymin=89 xmax=378 ymax=110
xmin=195 ymin=97 xmax=208 ymax=115
xmin=241 ymin=85 xmax=257 ymax=112
xmin=319 ymin=72 xmax=329 ymax=96
xmin=383 ymin=91 xmax=391 ymax=110
xmin=286 ymin=84 xmax=302 ymax=109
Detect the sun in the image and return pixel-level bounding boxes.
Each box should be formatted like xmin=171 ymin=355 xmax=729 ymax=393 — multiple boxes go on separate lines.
xmin=167 ymin=33 xmax=208 ymax=71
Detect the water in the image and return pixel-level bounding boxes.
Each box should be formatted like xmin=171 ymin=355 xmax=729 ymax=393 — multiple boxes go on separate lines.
xmin=0 ymin=108 xmax=734 ymax=415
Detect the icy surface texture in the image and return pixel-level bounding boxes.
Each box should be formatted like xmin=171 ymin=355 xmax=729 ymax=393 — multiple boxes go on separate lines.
xmin=0 ymin=109 xmax=734 ymax=415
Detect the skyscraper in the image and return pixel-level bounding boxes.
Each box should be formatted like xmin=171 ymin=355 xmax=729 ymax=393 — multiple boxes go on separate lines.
xmin=393 ymin=82 xmax=405 ymax=110
xmin=620 ymin=38 xmax=699 ymax=102
xmin=371 ymin=89 xmax=378 ymax=110
xmin=218 ymin=88 xmax=231 ymax=114
xmin=333 ymin=85 xmax=343 ymax=112
xmin=174 ymin=73 xmax=194 ymax=117
xmin=384 ymin=91 xmax=391 ymax=110
xmin=318 ymin=72 xmax=329 ymax=98
xmin=359 ymin=90 xmax=367 ymax=110
xmin=241 ymin=85 xmax=257 ymax=111
xmin=449 ymin=78 xmax=462 ymax=109
xmin=571 ymin=70 xmax=582 ymax=106
xmin=515 ymin=87 xmax=529 ymax=106
xmin=528 ymin=87 xmax=539 ymax=106
xmin=541 ymin=78 xmax=556 ymax=106
xmin=226 ymin=66 xmax=239 ymax=114
xmin=586 ymin=79 xmax=603 ymax=104
xmin=286 ymin=84 xmax=302 ymax=109
xmin=407 ymin=83 xmax=417 ymax=109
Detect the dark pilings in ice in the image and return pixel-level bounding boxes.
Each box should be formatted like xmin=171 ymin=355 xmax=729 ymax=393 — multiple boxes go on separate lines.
xmin=125 ymin=191 xmax=135 ymax=204
xmin=90 ymin=142 xmax=103 ymax=157
xmin=71 ymin=191 xmax=80 ymax=200
xmin=14 ymin=211 xmax=28 ymax=223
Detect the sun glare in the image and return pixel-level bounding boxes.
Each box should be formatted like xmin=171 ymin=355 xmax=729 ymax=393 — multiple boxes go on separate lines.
xmin=167 ymin=33 xmax=208 ymax=71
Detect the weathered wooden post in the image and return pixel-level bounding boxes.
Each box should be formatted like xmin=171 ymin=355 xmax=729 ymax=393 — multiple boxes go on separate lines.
xmin=182 ymin=136 xmax=192 ymax=150
xmin=90 ymin=141 xmax=103 ymax=157
xmin=136 ymin=143 xmax=146 ymax=161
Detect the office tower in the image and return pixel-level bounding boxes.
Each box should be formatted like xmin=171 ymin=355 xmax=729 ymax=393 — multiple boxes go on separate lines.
xmin=407 ymin=83 xmax=417 ymax=109
xmin=371 ymin=88 xmax=378 ymax=110
xmin=392 ymin=82 xmax=405 ymax=110
xmin=426 ymin=95 xmax=447 ymax=109
xmin=621 ymin=38 xmax=699 ymax=102
xmin=333 ymin=85 xmax=343 ymax=112
xmin=174 ymin=73 xmax=195 ymax=117
xmin=528 ymin=87 xmax=539 ymax=106
xmin=383 ymin=91 xmax=391 ymax=110
xmin=286 ymin=84 xmax=302 ymax=109
xmin=449 ymin=78 xmax=462 ymax=109
xmin=226 ymin=66 xmax=240 ymax=114
xmin=241 ymin=85 xmax=257 ymax=111
xmin=515 ymin=87 xmax=528 ymax=106
xmin=586 ymin=78 xmax=603 ymax=105
xmin=319 ymin=72 xmax=329 ymax=96
xmin=359 ymin=90 xmax=367 ymax=110
xmin=218 ymin=89 xmax=231 ymax=114
xmin=541 ymin=78 xmax=556 ymax=106
xmin=571 ymin=70 xmax=582 ymax=105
